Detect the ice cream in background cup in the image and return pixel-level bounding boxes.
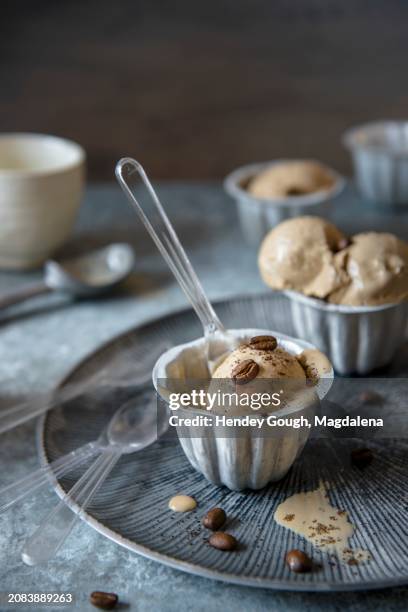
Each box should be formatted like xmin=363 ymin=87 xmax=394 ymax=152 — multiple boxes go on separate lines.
xmin=258 ymin=216 xmax=408 ymax=374
xmin=224 ymin=159 xmax=345 ymax=246
xmin=153 ymin=329 xmax=333 ymax=491
xmin=247 ymin=160 xmax=336 ymax=199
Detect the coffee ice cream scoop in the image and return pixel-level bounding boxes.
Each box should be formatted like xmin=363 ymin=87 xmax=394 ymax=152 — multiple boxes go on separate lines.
xmin=210 ymin=335 xmax=332 ymax=416
xmin=328 ymin=232 xmax=408 ymax=306
xmin=258 ymin=216 xmax=408 ymax=307
xmin=247 ymin=160 xmax=335 ymax=199
xmin=258 ymin=216 xmax=348 ymax=299
xmin=212 ymin=336 xmax=306 ymax=380
xmin=213 ymin=336 xmax=332 ymax=385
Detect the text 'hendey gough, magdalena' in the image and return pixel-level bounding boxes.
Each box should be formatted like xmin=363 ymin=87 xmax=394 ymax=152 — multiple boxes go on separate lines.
xmin=167 ymin=389 xmax=383 ymax=429
xmin=168 ymin=414 xmax=384 ymax=430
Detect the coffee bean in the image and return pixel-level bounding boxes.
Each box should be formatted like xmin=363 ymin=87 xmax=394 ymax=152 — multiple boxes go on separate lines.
xmin=90 ymin=591 xmax=118 ymax=610
xmin=231 ymin=359 xmax=259 ymax=384
xmin=202 ymin=508 xmax=226 ymax=530
xmin=209 ymin=532 xmax=237 ymax=551
xmin=249 ymin=335 xmax=277 ymax=351
xmin=285 ymin=187 xmax=306 ymax=196
xmin=351 ymin=448 xmax=373 ymax=469
xmin=285 ymin=549 xmax=313 ymax=573
xmin=359 ymin=390 xmax=383 ymax=405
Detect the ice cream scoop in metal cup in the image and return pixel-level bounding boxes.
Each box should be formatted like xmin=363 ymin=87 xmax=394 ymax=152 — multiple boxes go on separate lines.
xmin=153 ymin=329 xmax=333 ymax=491
xmin=257 ymin=216 xmax=408 ymax=375
xmin=224 ymin=160 xmax=345 ymax=246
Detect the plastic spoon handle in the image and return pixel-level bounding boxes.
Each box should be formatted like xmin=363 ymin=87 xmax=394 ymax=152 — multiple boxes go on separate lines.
xmin=115 ymin=158 xmax=224 ymax=336
xmin=0 ymin=440 xmax=100 ymax=514
xmin=22 ymin=449 xmax=120 ymax=566
xmin=0 ymin=282 xmax=50 ymax=310
xmin=0 ymin=348 xmax=159 ymax=436
xmin=0 ymin=392 xmax=56 ymax=435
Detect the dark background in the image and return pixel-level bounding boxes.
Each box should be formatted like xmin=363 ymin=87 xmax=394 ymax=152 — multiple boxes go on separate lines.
xmin=2 ymin=0 xmax=408 ymax=180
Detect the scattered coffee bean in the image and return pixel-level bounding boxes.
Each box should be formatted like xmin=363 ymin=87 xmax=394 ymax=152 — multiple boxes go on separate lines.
xmin=285 ymin=549 xmax=313 ymax=573
xmin=351 ymin=448 xmax=373 ymax=469
xmin=249 ymin=335 xmax=277 ymax=351
xmin=359 ymin=390 xmax=383 ymax=405
xmin=232 ymin=359 xmax=259 ymax=384
xmin=90 ymin=591 xmax=118 ymax=610
xmin=202 ymin=507 xmax=227 ymax=530
xmin=209 ymin=532 xmax=237 ymax=551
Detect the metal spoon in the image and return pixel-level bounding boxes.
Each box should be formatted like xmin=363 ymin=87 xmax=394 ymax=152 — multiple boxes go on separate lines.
xmin=115 ymin=159 xmax=237 ymax=371
xmin=22 ymin=391 xmax=168 ymax=565
xmin=0 ymin=243 xmax=135 ymax=309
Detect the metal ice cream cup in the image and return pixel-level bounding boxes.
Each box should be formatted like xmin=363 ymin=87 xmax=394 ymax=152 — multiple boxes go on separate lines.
xmin=343 ymin=121 xmax=408 ymax=206
xmin=284 ymin=290 xmax=408 ymax=375
xmin=224 ymin=160 xmax=345 ymax=246
xmin=152 ymin=329 xmax=333 ymax=491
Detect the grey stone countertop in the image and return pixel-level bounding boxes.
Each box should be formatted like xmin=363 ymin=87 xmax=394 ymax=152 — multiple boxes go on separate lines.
xmin=0 ymin=182 xmax=407 ymax=611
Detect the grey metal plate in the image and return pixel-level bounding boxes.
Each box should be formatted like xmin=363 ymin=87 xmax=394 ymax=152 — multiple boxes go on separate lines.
xmin=38 ymin=293 xmax=408 ymax=591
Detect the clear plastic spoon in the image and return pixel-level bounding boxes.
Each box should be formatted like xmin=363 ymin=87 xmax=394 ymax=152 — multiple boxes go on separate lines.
xmin=0 ymin=341 xmax=168 ymax=435
xmin=22 ymin=392 xmax=168 ymax=565
xmin=115 ymin=158 xmax=238 ymax=371
xmin=0 ymin=437 xmax=100 ymax=514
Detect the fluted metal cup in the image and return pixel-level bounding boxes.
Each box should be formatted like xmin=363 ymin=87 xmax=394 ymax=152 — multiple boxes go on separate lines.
xmin=283 ymin=290 xmax=408 ymax=375
xmin=152 ymin=329 xmax=333 ymax=490
xmin=224 ymin=160 xmax=345 ymax=246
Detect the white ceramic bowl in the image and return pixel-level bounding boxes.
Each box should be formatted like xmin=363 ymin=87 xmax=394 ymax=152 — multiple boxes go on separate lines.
xmin=0 ymin=133 xmax=85 ymax=269
xmin=224 ymin=160 xmax=345 ymax=246
xmin=153 ymin=328 xmax=333 ymax=490
xmin=343 ymin=121 xmax=408 ymax=206
xmin=284 ymin=290 xmax=408 ymax=375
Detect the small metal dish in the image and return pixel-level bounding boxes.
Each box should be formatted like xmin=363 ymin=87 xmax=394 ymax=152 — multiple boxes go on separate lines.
xmin=343 ymin=120 xmax=408 ymax=206
xmin=284 ymin=289 xmax=408 ymax=375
